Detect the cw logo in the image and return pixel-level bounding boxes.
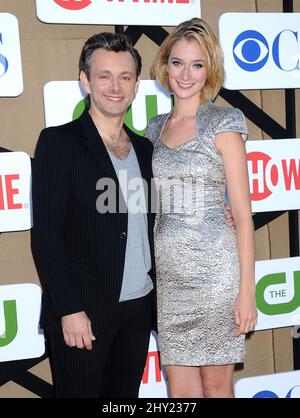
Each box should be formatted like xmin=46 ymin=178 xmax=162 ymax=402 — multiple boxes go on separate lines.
xmin=233 ymin=29 xmax=299 ymax=72
xmin=0 ymin=33 xmax=9 ymax=78
xmin=124 ymin=94 xmax=173 ymax=136
xmin=256 ymin=271 xmax=300 ymax=315
xmin=0 ymin=300 xmax=18 ymax=347
xmin=247 ymin=151 xmax=300 ymax=201
xmin=72 ymin=94 xmax=173 ymax=136
xmin=53 ymin=0 xmax=91 ymax=10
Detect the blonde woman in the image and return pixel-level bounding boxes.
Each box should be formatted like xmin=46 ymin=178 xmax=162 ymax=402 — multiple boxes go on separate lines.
xmin=146 ymin=18 xmax=257 ymax=398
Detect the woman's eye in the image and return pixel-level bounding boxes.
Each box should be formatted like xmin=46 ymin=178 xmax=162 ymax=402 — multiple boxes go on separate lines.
xmin=193 ymin=63 xmax=203 ymax=69
xmin=171 ymin=60 xmax=182 ymax=67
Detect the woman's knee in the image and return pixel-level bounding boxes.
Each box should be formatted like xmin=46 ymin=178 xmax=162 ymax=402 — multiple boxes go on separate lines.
xmin=202 ymin=377 xmax=233 ymax=398
xmin=169 ymin=384 xmax=204 ymax=398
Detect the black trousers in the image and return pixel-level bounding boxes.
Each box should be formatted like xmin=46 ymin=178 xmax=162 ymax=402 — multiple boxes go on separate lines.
xmin=47 ymin=291 xmax=153 ymax=398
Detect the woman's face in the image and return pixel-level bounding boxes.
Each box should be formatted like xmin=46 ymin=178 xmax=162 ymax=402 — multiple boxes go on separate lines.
xmin=167 ymin=38 xmax=207 ymax=101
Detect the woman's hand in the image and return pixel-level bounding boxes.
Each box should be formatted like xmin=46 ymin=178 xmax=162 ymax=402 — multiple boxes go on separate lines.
xmin=235 ymin=290 xmax=258 ymax=336
xmin=225 ymin=203 xmax=235 ymax=229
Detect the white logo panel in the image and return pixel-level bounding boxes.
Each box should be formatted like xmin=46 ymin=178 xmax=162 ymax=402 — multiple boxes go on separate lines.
xmin=235 ymin=370 xmax=300 ymax=398
xmin=0 ymin=284 xmax=45 ymax=362
xmin=43 ymin=80 xmax=173 ymax=134
xmin=0 ymin=152 xmax=32 ymax=232
xmin=139 ymin=332 xmax=168 ymax=398
xmin=255 ymin=257 xmax=300 ymax=331
xmin=246 ymin=139 xmax=300 ymax=213
xmin=36 ymin=0 xmax=200 ymax=26
xmin=219 ymin=13 xmax=300 ymax=89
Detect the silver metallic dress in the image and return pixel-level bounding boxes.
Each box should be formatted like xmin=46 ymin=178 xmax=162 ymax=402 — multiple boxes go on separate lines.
xmin=146 ymin=101 xmax=248 ymax=366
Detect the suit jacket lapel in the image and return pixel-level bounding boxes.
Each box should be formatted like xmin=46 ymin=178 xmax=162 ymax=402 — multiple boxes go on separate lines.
xmin=78 ymin=109 xmax=119 ymax=184
xmin=78 ymin=110 xmax=152 ymax=214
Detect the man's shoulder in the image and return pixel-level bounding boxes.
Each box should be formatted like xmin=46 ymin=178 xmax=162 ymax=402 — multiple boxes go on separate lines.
xmin=43 ymin=117 xmax=81 ymax=135
xmin=38 ymin=117 xmax=82 ymax=145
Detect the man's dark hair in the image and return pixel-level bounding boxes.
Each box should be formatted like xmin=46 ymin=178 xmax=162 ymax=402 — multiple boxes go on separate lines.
xmin=79 ymin=32 xmax=142 ymax=80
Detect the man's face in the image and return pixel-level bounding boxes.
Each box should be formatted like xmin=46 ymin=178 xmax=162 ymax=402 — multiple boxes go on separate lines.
xmin=80 ymin=48 xmax=139 ymax=118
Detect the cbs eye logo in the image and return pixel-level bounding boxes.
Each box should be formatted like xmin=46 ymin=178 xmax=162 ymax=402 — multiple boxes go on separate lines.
xmin=233 ymin=29 xmax=299 ymax=72
xmin=0 ymin=33 xmax=9 ymax=78
xmin=253 ymin=386 xmax=300 ymax=398
xmin=233 ymin=30 xmax=269 ymax=72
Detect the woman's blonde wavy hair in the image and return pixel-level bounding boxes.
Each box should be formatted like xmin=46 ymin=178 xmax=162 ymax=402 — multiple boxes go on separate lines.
xmin=151 ymin=18 xmax=224 ymax=101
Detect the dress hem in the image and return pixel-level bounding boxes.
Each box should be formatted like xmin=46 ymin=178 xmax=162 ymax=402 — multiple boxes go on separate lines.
xmin=161 ymin=358 xmax=245 ymax=367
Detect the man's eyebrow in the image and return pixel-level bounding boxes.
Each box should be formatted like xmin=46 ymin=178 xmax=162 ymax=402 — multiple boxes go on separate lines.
xmin=97 ymin=70 xmax=134 ymax=75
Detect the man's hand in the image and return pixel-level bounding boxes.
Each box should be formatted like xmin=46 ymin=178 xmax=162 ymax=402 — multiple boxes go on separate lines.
xmin=225 ymin=203 xmax=235 ymax=229
xmin=61 ymin=311 xmax=96 ymax=350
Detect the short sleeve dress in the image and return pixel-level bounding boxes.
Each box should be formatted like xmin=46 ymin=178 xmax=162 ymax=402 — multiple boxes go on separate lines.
xmin=145 ymin=100 xmax=248 ymax=366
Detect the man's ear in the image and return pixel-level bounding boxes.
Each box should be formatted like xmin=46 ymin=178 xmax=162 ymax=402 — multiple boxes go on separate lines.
xmin=80 ymin=70 xmax=91 ymax=95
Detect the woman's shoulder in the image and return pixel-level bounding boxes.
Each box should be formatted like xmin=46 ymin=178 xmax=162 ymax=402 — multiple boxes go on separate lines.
xmin=145 ymin=112 xmax=170 ymax=142
xmin=206 ymin=103 xmax=248 ymax=140
xmin=147 ymin=113 xmax=169 ymax=128
xmin=208 ymin=102 xmax=245 ymax=121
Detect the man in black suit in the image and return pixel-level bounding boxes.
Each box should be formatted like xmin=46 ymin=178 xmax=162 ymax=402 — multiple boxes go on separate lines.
xmin=32 ymin=32 xmax=155 ymax=398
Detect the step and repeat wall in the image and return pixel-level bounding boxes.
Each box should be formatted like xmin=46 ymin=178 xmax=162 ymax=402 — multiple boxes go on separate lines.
xmin=0 ymin=0 xmax=300 ymax=398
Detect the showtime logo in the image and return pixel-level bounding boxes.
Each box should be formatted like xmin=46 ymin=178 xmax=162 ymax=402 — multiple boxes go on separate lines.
xmin=107 ymin=0 xmax=190 ymax=2
xmin=53 ymin=0 xmax=91 ymax=9
xmin=247 ymin=151 xmax=300 ymax=201
xmin=0 ymin=152 xmax=32 ymax=232
xmin=53 ymin=0 xmax=190 ymax=8
xmin=36 ymin=0 xmax=199 ymax=25
xmin=245 ymin=139 xmax=300 ymax=213
xmin=0 ymin=174 xmax=23 ymax=211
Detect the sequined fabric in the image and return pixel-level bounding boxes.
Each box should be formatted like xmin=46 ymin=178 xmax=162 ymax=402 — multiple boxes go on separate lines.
xmin=146 ymin=101 xmax=248 ymax=366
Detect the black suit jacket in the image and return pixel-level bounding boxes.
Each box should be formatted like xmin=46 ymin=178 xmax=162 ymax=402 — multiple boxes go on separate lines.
xmin=31 ymin=110 xmax=156 ymax=334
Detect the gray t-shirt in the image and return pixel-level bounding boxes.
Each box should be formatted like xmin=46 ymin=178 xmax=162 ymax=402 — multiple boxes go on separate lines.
xmin=107 ymin=145 xmax=153 ymax=301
